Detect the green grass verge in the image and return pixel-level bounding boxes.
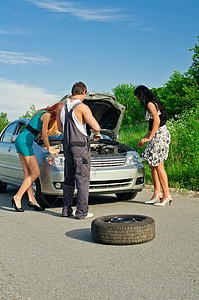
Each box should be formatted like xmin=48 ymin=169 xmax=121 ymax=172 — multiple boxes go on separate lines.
xmin=119 ymin=112 xmax=199 ymax=191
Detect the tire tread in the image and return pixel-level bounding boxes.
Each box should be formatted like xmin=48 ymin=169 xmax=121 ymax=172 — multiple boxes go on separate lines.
xmin=91 ymin=214 xmax=155 ymax=245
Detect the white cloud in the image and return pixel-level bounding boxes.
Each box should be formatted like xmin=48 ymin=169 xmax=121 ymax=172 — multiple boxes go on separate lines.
xmin=0 ymin=78 xmax=60 ymax=121
xmin=27 ymin=0 xmax=125 ymax=22
xmin=0 ymin=28 xmax=26 ymax=35
xmin=0 ymin=51 xmax=52 ymax=65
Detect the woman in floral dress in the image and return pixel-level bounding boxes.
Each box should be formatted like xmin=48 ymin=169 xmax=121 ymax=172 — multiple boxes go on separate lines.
xmin=134 ymin=85 xmax=172 ymax=206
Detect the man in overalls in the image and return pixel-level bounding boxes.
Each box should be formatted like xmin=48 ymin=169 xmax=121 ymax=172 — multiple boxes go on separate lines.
xmin=57 ymin=82 xmax=101 ymax=219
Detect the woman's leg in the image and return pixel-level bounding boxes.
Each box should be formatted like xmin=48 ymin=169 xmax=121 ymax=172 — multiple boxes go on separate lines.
xmin=18 ymin=155 xmax=37 ymax=203
xmin=156 ymin=161 xmax=170 ymax=201
xmin=149 ymin=165 xmax=162 ymax=199
xmin=26 ymin=185 xmax=40 ymax=206
xmin=14 ymin=154 xmax=40 ymax=207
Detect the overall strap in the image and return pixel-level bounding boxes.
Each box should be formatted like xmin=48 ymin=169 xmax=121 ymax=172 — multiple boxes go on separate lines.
xmin=63 ymin=101 xmax=83 ymax=142
xmin=70 ymin=102 xmax=82 ymax=111
xmin=64 ymin=101 xmax=82 ymax=114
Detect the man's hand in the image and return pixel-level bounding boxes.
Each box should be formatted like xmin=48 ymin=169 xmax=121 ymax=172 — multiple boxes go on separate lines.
xmin=93 ymin=133 xmax=102 ymax=141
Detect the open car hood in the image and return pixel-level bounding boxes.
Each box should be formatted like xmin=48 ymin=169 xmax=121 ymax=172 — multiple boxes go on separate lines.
xmin=60 ymin=92 xmax=125 ymax=140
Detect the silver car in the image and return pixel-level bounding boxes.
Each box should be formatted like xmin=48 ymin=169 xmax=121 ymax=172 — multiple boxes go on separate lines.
xmin=0 ymin=92 xmax=145 ymax=207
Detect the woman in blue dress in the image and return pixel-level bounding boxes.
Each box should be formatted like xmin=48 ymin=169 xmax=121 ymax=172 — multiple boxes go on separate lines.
xmin=12 ymin=103 xmax=61 ymax=212
xmin=134 ymin=85 xmax=172 ymax=207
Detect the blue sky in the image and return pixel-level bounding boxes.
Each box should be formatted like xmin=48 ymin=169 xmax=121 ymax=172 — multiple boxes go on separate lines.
xmin=0 ymin=0 xmax=198 ymax=121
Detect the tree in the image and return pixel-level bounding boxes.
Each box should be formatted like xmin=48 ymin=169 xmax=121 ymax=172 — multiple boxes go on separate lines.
xmin=186 ymin=36 xmax=199 ymax=84
xmin=112 ymin=83 xmax=145 ymax=125
xmin=152 ymin=71 xmax=199 ymax=119
xmin=0 ymin=112 xmax=9 ymax=133
xmin=20 ymin=103 xmax=37 ymax=119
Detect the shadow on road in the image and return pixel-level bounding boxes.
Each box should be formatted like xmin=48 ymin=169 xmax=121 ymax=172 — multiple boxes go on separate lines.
xmin=65 ymin=228 xmax=95 ymax=244
xmin=0 ymin=186 xmax=146 ymax=214
xmin=89 ymin=194 xmax=146 ymax=205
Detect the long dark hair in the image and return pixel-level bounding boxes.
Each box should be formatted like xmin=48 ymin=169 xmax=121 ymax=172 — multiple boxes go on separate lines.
xmin=134 ymin=85 xmax=167 ymax=121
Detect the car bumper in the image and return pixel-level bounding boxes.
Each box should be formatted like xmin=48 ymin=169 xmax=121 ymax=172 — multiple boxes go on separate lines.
xmin=40 ymin=164 xmax=145 ymax=196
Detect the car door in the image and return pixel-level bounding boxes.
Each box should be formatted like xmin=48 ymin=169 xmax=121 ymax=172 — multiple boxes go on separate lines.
xmin=0 ymin=121 xmax=26 ymax=185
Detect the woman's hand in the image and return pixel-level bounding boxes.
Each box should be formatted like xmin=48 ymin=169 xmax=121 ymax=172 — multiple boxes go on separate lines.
xmin=137 ymin=137 xmax=151 ymax=148
xmin=49 ymin=148 xmax=60 ymax=155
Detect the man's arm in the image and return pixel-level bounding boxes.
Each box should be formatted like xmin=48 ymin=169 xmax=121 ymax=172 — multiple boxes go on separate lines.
xmin=80 ymin=104 xmax=100 ymax=135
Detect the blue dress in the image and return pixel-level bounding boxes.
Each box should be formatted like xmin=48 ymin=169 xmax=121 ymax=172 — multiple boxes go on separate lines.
xmin=15 ymin=110 xmax=47 ymax=156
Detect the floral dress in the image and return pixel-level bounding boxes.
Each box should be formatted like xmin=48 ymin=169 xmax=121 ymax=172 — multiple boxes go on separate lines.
xmin=141 ymin=103 xmax=171 ymax=166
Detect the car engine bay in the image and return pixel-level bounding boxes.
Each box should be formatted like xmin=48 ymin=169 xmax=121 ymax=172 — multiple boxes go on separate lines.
xmin=38 ymin=136 xmax=130 ymax=157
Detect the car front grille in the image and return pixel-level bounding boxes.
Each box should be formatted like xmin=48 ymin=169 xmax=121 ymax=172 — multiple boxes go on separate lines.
xmin=89 ymin=178 xmax=132 ymax=190
xmin=91 ymin=155 xmax=126 ymax=168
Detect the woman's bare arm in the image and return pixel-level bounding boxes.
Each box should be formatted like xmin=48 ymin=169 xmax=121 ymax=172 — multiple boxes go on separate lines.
xmin=147 ymin=102 xmax=160 ymax=140
xmin=137 ymin=102 xmax=160 ymax=148
xmin=41 ymin=113 xmax=60 ymax=155
xmin=57 ymin=103 xmax=64 ymax=133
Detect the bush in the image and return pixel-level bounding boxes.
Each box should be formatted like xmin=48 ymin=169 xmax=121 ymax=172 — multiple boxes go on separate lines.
xmin=119 ymin=108 xmax=199 ymax=191
xmin=166 ymin=108 xmax=199 ymax=190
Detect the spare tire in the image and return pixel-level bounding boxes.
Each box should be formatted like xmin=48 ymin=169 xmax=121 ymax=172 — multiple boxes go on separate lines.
xmin=91 ymin=214 xmax=155 ymax=245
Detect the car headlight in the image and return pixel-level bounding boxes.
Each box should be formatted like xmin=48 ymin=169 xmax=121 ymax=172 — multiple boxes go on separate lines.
xmin=46 ymin=156 xmax=65 ymax=168
xmin=126 ymin=151 xmax=142 ymax=166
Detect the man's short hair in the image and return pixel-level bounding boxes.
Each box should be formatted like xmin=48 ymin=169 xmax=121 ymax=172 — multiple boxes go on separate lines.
xmin=71 ymin=82 xmax=87 ymax=96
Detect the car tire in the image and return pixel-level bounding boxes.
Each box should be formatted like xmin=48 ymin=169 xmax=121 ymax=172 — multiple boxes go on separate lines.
xmin=33 ymin=179 xmax=61 ymax=208
xmin=33 ymin=179 xmax=47 ymax=207
xmin=115 ymin=192 xmax=137 ymax=200
xmin=91 ymin=214 xmax=155 ymax=245
xmin=0 ymin=181 xmax=7 ymax=193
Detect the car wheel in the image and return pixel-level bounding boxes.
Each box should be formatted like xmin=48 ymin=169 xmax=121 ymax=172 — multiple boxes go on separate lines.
xmin=32 ymin=179 xmax=59 ymax=208
xmin=91 ymin=214 xmax=155 ymax=245
xmin=32 ymin=179 xmax=47 ymax=207
xmin=115 ymin=192 xmax=137 ymax=200
xmin=0 ymin=181 xmax=7 ymax=193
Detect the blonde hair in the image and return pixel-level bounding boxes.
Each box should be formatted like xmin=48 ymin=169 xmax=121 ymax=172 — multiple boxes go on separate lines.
xmin=32 ymin=102 xmax=62 ymax=136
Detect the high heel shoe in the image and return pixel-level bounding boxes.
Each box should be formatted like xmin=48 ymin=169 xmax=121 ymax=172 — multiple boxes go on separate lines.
xmin=154 ymin=195 xmax=172 ymax=206
xmin=11 ymin=197 xmax=24 ymax=212
xmin=27 ymin=201 xmax=45 ymax=211
xmin=145 ymin=193 xmax=162 ymax=204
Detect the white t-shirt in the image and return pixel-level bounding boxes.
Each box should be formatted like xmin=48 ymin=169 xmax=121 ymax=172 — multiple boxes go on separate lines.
xmin=60 ymin=99 xmax=88 ymax=136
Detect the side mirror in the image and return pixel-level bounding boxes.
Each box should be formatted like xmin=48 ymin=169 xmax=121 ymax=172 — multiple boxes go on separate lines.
xmin=11 ymin=135 xmax=17 ymax=143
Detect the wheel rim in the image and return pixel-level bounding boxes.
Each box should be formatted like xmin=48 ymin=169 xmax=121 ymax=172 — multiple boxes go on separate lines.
xmin=105 ymin=216 xmax=146 ymax=223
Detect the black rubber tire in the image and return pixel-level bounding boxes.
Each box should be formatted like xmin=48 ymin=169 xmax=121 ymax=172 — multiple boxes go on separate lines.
xmin=33 ymin=179 xmax=61 ymax=208
xmin=0 ymin=181 xmax=7 ymax=193
xmin=91 ymin=214 xmax=155 ymax=245
xmin=115 ymin=192 xmax=137 ymax=200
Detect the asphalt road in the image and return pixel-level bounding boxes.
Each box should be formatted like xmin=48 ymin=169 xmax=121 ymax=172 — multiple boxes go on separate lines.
xmin=0 ymin=186 xmax=199 ymax=300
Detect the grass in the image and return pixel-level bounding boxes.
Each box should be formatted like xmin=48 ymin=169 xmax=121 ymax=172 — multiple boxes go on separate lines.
xmin=119 ymin=111 xmax=199 ymax=192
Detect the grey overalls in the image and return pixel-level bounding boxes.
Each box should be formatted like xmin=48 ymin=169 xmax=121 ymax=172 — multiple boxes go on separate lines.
xmin=63 ymin=101 xmax=91 ymax=219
